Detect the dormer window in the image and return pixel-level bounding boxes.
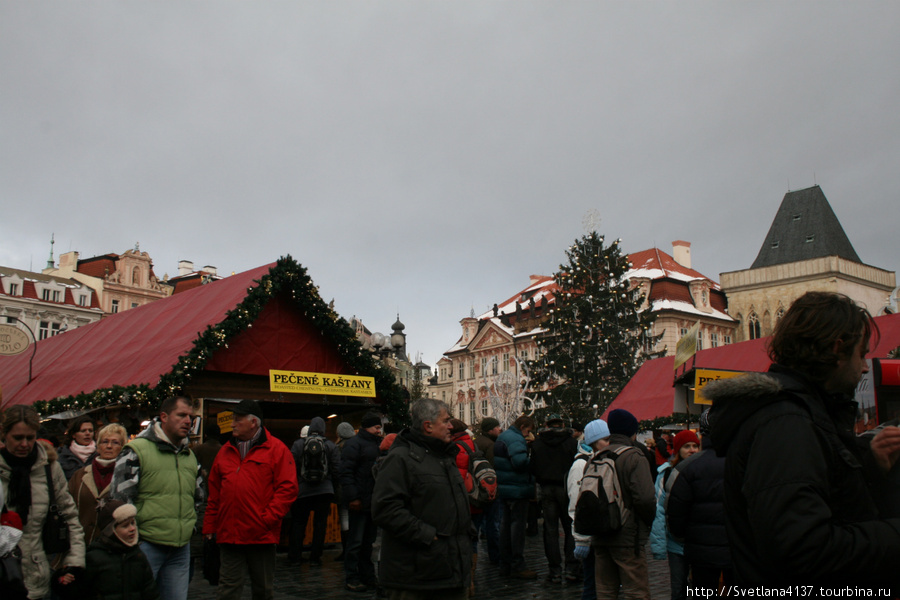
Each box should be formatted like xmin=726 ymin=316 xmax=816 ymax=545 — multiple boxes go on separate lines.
xmin=805 ymin=234 xmax=815 ymax=243
xmin=771 ymin=241 xmax=779 ymax=249
xmin=8 ymin=283 xmax=18 ymax=296
xmin=793 ymin=214 xmax=801 ymax=221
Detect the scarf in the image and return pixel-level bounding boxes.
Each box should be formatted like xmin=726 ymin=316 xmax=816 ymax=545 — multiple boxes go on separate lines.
xmin=70 ymin=440 xmax=96 ymax=464
xmin=91 ymin=457 xmax=116 ymax=492
xmin=0 ymin=446 xmax=38 ymax=525
xmin=237 ymin=427 xmax=262 ymax=459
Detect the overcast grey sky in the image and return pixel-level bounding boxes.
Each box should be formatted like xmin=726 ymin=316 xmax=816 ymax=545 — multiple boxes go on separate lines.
xmin=2 ymin=2 xmax=898 ymax=368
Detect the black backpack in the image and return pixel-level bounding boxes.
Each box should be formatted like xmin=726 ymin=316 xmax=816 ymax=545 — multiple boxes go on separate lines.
xmin=300 ymin=434 xmax=329 ymax=484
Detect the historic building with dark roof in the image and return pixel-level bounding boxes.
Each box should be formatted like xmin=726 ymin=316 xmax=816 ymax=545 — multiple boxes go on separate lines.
xmin=721 ymin=185 xmax=896 ymax=341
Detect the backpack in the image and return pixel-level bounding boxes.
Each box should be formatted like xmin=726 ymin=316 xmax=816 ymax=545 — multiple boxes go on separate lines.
xmin=300 ymin=434 xmax=329 ymax=484
xmin=574 ymin=445 xmax=637 ymax=537
xmin=456 ymin=441 xmax=498 ymax=508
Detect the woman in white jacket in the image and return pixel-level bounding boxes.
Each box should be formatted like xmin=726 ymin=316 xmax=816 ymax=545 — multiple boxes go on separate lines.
xmin=568 ymin=419 xmax=611 ymax=600
xmin=0 ymin=406 xmax=85 ymax=599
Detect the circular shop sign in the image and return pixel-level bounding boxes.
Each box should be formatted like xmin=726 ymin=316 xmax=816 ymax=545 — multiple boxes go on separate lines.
xmin=0 ymin=324 xmax=30 ymax=356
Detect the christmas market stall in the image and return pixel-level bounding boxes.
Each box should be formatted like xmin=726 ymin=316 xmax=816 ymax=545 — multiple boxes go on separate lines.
xmin=0 ymin=256 xmax=405 ymax=443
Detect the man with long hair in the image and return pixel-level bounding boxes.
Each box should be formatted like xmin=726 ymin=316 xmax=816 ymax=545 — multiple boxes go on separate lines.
xmin=707 ymin=292 xmax=900 ymax=586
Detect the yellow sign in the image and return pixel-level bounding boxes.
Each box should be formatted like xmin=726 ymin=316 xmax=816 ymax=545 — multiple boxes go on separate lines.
xmin=269 ymin=370 xmax=376 ymax=398
xmin=217 ymin=411 xmax=234 ymax=434
xmin=694 ymin=369 xmax=744 ymax=404
xmin=674 ymin=321 xmax=701 ymax=370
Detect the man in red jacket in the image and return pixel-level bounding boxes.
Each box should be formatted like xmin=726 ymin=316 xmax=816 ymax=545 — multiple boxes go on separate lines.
xmin=203 ymin=400 xmax=298 ymax=600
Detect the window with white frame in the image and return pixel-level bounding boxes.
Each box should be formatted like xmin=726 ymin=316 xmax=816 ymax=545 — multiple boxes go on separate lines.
xmin=111 ymin=299 xmax=120 ymax=314
xmin=8 ymin=283 xmax=18 ymax=296
xmin=697 ymin=329 xmax=703 ymax=351
xmin=502 ymin=353 xmax=510 ymax=372
xmin=481 ymin=357 xmax=487 ymax=375
xmin=481 ymin=398 xmax=488 ymax=417
xmin=459 ymin=404 xmax=465 ymax=420
xmin=53 ymin=290 xmax=61 ymax=302
xmin=748 ymin=313 xmax=761 ymax=340
xmin=710 ymin=332 xmax=719 ymax=348
xmin=78 ymin=295 xmax=87 ymax=307
xmin=491 ymin=356 xmax=498 ymax=375
xmin=458 ymin=361 xmax=465 ymax=380
xmin=38 ymin=321 xmax=61 ymax=340
xmin=469 ymin=360 xmax=475 ymax=379
xmin=724 ymin=334 xmax=732 ymax=345
xmin=42 ymin=289 xmax=51 ymax=301
xmin=469 ymin=402 xmax=475 ymax=424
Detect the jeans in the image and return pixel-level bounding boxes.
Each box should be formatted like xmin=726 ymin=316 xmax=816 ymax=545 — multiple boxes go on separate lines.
xmin=540 ymin=484 xmax=576 ymax=576
xmin=668 ymin=551 xmax=689 ymax=600
xmin=582 ymin=546 xmax=596 ymax=600
xmin=470 ymin=500 xmax=501 ymax=562
xmin=289 ymin=493 xmax=333 ymax=561
xmin=140 ymin=541 xmax=191 ymax=600
xmin=499 ymin=499 xmax=529 ymax=573
xmin=217 ymin=543 xmax=275 ymax=600
xmin=344 ymin=509 xmax=377 ymax=585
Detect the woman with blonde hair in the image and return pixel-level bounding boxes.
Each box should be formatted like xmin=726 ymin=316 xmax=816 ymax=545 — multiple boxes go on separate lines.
xmin=0 ymin=405 xmax=85 ymax=599
xmin=68 ymin=423 xmax=128 ymax=545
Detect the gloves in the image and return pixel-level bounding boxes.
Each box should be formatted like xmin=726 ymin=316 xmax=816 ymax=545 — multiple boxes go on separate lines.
xmin=573 ymin=544 xmax=591 ymax=560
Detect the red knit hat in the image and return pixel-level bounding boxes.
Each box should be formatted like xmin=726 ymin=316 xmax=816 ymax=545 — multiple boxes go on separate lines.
xmin=673 ymin=430 xmax=700 ymax=455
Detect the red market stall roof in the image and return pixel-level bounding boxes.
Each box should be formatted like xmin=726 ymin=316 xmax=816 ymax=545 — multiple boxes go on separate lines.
xmin=604 ymin=312 xmax=900 ymax=422
xmin=0 ymin=257 xmax=399 ymax=413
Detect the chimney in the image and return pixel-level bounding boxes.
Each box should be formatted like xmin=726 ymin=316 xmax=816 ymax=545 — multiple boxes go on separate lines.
xmin=201 ymin=265 xmax=217 ymax=276
xmin=672 ymin=241 xmax=691 ymax=269
xmin=58 ymin=251 xmax=79 ymax=272
xmin=178 ymin=260 xmax=194 ymax=276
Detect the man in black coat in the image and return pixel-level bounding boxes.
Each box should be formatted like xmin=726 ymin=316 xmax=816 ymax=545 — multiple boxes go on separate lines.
xmin=529 ymin=414 xmax=578 ymax=583
xmin=707 ymin=291 xmax=900 ymax=586
xmin=372 ymin=398 xmax=472 ymax=600
xmin=337 ymin=411 xmax=383 ymax=593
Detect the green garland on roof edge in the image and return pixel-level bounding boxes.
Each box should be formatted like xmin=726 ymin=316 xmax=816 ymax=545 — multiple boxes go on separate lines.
xmin=638 ymin=412 xmax=697 ymax=432
xmin=33 ymin=256 xmax=407 ymax=424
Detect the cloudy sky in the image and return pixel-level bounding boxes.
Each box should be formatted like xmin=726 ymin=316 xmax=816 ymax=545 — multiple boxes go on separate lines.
xmin=2 ymin=2 xmax=898 ymax=368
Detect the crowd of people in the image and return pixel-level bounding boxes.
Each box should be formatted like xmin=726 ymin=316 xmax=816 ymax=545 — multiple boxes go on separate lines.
xmin=3 ymin=291 xmax=900 ymax=599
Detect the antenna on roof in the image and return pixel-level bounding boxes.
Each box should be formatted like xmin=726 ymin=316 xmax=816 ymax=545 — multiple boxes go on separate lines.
xmin=787 ymin=178 xmax=791 ymax=192
xmin=46 ymin=233 xmax=55 ymax=269
xmin=813 ymin=172 xmax=817 ymax=186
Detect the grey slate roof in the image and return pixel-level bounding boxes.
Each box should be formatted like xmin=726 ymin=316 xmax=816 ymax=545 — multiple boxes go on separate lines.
xmin=750 ymin=185 xmax=861 ymax=269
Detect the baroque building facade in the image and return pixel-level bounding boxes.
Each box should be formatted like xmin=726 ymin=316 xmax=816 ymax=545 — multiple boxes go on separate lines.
xmin=432 ymin=242 xmax=737 ymax=426
xmin=0 ymin=265 xmax=103 ymax=341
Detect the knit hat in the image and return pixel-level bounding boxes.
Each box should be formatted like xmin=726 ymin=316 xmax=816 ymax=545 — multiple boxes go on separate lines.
xmin=607 ymin=409 xmax=639 ymax=437
xmin=337 ymin=422 xmax=355 ymax=440
xmin=480 ymin=417 xmax=500 ymax=434
xmin=583 ymin=419 xmax=611 ymax=445
xmin=450 ymin=419 xmax=468 ymax=435
xmin=545 ymin=413 xmax=564 ymax=427
xmin=97 ymin=499 xmax=137 ymax=535
xmin=300 ymin=425 xmax=309 ymax=438
xmin=361 ymin=411 xmax=382 ymax=429
xmin=673 ymin=430 xmax=700 ymax=456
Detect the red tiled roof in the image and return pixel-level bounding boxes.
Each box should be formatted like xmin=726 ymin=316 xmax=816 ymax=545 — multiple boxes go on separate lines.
xmin=76 ymin=255 xmax=118 ymax=278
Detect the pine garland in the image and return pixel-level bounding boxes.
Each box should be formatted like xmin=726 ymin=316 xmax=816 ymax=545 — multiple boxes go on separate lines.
xmin=33 ymin=256 xmax=407 ymax=424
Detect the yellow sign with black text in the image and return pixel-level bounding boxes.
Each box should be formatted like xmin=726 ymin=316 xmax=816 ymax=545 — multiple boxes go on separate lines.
xmin=217 ymin=411 xmax=234 ymax=434
xmin=269 ymin=370 xmax=376 ymax=398
xmin=694 ymin=369 xmax=744 ymax=405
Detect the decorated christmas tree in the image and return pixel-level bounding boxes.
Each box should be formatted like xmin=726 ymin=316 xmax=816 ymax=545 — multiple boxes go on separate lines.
xmin=531 ymin=229 xmax=659 ymax=423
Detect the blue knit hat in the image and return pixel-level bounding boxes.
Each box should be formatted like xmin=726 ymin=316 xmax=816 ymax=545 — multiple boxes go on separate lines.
xmin=607 ymin=409 xmax=638 ymax=437
xmin=583 ymin=419 xmax=610 ymax=445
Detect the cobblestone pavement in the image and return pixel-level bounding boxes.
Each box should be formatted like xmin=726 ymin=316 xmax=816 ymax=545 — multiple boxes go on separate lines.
xmin=189 ymin=531 xmax=671 ymax=600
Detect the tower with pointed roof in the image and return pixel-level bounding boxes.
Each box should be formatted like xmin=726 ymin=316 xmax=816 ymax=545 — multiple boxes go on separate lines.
xmin=721 ymin=185 xmax=896 ymax=342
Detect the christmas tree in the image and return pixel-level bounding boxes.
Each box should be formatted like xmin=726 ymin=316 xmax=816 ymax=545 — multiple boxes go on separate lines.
xmin=531 ymin=230 xmax=660 ymax=423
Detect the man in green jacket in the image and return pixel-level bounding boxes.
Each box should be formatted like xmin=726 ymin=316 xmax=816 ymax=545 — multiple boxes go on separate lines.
xmin=111 ymin=396 xmax=200 ymax=600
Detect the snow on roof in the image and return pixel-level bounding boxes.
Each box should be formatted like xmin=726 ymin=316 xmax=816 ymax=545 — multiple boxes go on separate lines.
xmin=625 ymin=248 xmax=721 ymax=289
xmin=650 ymin=299 xmax=735 ymax=322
